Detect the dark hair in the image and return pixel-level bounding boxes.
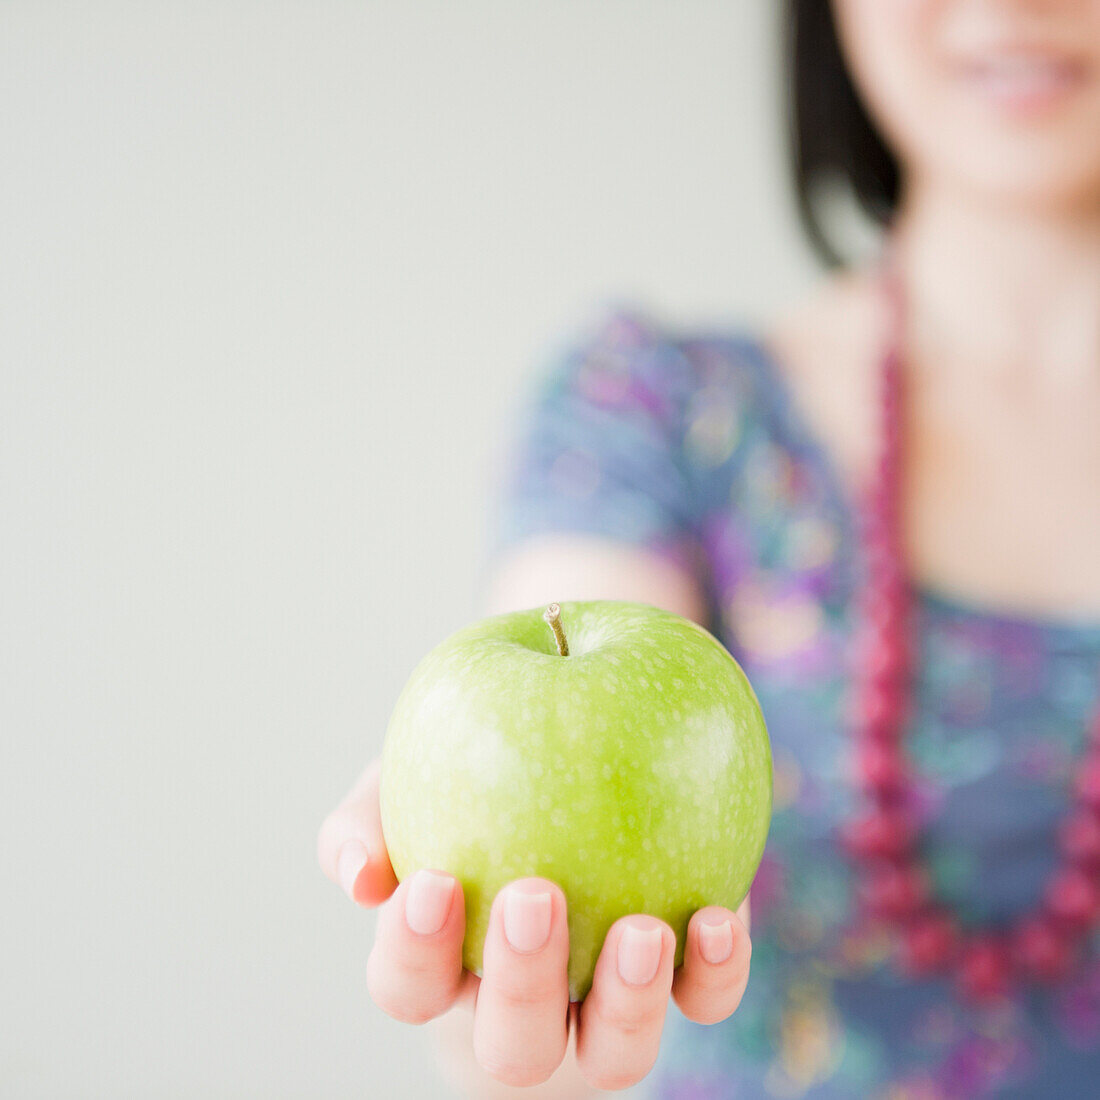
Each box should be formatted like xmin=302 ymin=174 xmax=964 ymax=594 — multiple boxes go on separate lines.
xmin=786 ymin=0 xmax=901 ymax=267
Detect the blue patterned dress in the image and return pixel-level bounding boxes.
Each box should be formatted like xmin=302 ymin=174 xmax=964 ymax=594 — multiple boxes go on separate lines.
xmin=492 ymin=303 xmax=1100 ymax=1098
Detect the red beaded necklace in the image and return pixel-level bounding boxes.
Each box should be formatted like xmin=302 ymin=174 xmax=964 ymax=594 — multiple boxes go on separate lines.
xmin=843 ymin=240 xmax=1100 ymax=1005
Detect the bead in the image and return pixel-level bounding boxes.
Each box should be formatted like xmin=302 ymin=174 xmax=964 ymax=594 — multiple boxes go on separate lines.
xmin=842 ymin=810 xmax=915 ymax=860
xmin=861 ymin=582 xmax=903 ymax=624
xmin=1012 ymin=917 xmax=1074 ymax=983
xmin=882 ymin=388 xmax=902 ymax=417
xmin=899 ymin=909 xmax=958 ymax=976
xmin=863 ymin=515 xmax=903 ymax=554
xmin=1058 ymin=811 xmax=1100 ymax=868
xmin=957 ymin=936 xmax=1012 ymax=1003
xmin=853 ymin=623 xmax=910 ymax=686
xmin=864 ymin=634 xmax=910 ymax=686
xmin=855 ymin=680 xmax=908 ymax=741
xmin=860 ymin=861 xmax=927 ymax=919
xmin=876 ymin=451 xmax=902 ymax=494
xmin=1045 ymin=867 xmax=1100 ymax=929
xmin=856 ymin=739 xmax=907 ymax=794
xmin=861 ymin=510 xmax=901 ymax=551
xmin=868 ymin=488 xmax=902 ymax=532
xmin=864 ymin=564 xmax=907 ymax=603
xmin=1075 ymin=757 xmax=1100 ymax=810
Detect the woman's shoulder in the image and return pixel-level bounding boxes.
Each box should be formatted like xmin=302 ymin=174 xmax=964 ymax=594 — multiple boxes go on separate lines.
xmin=561 ymin=269 xmax=882 ymax=421
xmin=517 ymin=268 xmax=889 ymax=507
xmin=743 ymin=265 xmax=889 ymax=492
xmin=563 ymin=266 xmax=884 ymax=386
xmin=535 ymin=296 xmax=792 ymax=427
xmin=522 ymin=300 xmax=776 ymax=473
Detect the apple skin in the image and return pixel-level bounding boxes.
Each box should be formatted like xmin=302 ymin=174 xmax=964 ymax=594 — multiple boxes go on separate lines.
xmin=379 ymin=600 xmax=772 ymax=1001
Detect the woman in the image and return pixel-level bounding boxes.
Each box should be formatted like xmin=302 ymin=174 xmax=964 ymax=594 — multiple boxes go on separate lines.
xmin=319 ymin=1 xmax=1100 ymax=1095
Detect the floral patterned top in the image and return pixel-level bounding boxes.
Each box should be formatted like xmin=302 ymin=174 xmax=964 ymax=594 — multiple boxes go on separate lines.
xmin=492 ymin=303 xmax=1100 ymax=1099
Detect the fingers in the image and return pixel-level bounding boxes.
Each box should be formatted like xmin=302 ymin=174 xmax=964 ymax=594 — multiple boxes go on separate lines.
xmin=575 ymin=916 xmax=676 ymax=1091
xmin=317 ymin=758 xmax=398 ymax=907
xmin=472 ymin=879 xmax=570 ymax=1088
xmin=366 ymin=868 xmax=467 ymax=1024
xmin=671 ymin=906 xmax=752 ymax=1025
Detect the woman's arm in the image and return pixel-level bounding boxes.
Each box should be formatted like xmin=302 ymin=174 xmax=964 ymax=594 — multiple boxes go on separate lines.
xmin=430 ymin=533 xmax=749 ymax=1098
xmin=480 ymin=533 xmax=709 ymax=621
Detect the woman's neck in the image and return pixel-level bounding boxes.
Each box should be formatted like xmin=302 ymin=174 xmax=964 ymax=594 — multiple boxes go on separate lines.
xmin=890 ymin=177 xmax=1100 ymax=388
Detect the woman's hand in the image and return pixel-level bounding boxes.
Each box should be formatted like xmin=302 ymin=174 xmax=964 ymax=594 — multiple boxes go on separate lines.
xmin=318 ymin=758 xmax=753 ymax=1091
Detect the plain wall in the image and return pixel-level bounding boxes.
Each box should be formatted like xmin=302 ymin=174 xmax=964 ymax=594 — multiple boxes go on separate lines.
xmin=1 ymin=2 xmax=831 ymax=1096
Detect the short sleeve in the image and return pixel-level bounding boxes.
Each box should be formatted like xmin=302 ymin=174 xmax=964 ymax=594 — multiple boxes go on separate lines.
xmin=492 ymin=303 xmax=719 ymax=571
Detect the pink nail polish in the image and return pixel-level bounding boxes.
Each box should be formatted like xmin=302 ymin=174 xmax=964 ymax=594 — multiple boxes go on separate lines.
xmin=405 ymin=870 xmax=455 ymax=936
xmin=337 ymin=840 xmax=369 ymax=899
xmin=502 ymin=888 xmax=552 ymax=954
xmin=699 ymin=919 xmax=734 ymax=965
xmin=617 ymin=924 xmax=663 ymax=986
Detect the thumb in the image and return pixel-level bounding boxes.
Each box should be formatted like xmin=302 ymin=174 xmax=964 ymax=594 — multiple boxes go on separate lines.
xmin=317 ymin=758 xmax=399 ymax=907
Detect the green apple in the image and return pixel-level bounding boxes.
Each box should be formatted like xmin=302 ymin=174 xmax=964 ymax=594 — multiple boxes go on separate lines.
xmin=379 ymin=600 xmax=772 ymax=1001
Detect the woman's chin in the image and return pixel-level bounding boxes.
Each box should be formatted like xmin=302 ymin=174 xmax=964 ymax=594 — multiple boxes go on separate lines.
xmin=920 ymin=148 xmax=1100 ymax=217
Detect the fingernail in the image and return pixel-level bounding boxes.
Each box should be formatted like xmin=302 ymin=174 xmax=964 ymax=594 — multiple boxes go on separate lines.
xmin=502 ymin=887 xmax=552 ymax=954
xmin=405 ymin=870 xmax=455 ymax=936
xmin=337 ymin=840 xmax=369 ymax=899
xmin=699 ymin=919 xmax=734 ymax=965
xmin=617 ymin=923 xmax=663 ymax=986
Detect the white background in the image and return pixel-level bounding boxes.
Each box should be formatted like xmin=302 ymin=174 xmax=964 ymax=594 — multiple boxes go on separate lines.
xmin=1 ymin=2 xmax=831 ymax=1096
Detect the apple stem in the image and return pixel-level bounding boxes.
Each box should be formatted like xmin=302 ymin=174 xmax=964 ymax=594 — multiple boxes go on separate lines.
xmin=543 ymin=603 xmax=569 ymax=657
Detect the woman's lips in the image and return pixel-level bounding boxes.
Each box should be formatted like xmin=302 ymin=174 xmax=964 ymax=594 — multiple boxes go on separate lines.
xmin=953 ymin=51 xmax=1089 ymax=116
